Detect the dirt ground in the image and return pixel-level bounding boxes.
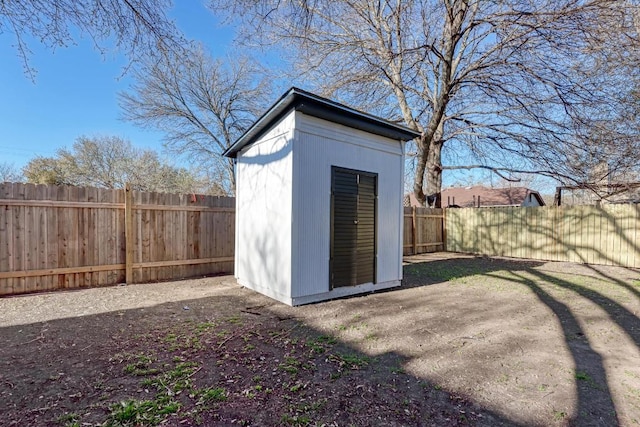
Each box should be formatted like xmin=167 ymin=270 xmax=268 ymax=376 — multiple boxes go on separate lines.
xmin=1 ymin=253 xmax=639 ymax=426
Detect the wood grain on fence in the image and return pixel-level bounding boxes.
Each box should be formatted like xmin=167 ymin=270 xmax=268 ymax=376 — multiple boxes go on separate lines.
xmin=0 ymin=183 xmax=234 ymax=296
xmin=403 ymin=207 xmax=444 ymax=255
xmin=446 ymin=205 xmax=640 ymax=268
xmin=128 ymin=188 xmax=234 ymax=284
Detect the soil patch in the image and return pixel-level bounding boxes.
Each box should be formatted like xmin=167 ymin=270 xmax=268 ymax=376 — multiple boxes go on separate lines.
xmin=1 ymin=254 xmax=639 ymax=426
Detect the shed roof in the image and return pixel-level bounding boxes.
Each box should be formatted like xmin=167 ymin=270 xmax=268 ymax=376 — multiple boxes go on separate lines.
xmin=223 ymin=87 xmax=421 ymax=158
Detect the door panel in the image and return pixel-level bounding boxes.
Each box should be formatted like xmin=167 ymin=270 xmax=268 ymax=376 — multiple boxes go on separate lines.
xmin=356 ymin=173 xmax=376 ymax=285
xmin=330 ymin=167 xmax=377 ymax=289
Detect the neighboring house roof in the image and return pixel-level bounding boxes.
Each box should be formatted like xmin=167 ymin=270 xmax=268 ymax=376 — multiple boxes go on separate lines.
xmin=404 ymin=192 xmax=422 ymax=207
xmin=223 ymin=87 xmax=421 ymax=158
xmin=441 ymin=186 xmax=545 ymax=207
xmin=404 ymin=186 xmax=546 ymax=207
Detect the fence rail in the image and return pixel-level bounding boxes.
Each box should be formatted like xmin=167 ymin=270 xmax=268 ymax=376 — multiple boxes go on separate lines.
xmin=0 ymin=183 xmax=234 ymax=296
xmin=403 ymin=207 xmax=444 ymax=255
xmin=446 ymin=205 xmax=640 ymax=268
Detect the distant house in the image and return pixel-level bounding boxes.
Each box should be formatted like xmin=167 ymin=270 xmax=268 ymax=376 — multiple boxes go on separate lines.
xmin=405 ymin=186 xmax=546 ymax=208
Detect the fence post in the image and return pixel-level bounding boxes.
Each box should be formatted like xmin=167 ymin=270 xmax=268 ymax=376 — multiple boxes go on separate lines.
xmin=124 ymin=183 xmax=134 ymax=284
xmin=412 ymin=206 xmax=417 ymax=255
xmin=442 ymin=208 xmax=447 ymax=252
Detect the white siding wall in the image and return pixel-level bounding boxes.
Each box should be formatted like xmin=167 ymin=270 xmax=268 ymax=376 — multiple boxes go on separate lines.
xmin=521 ymin=193 xmax=543 ymax=207
xmin=291 ymin=112 xmax=404 ymax=299
xmin=235 ymin=111 xmax=295 ymax=303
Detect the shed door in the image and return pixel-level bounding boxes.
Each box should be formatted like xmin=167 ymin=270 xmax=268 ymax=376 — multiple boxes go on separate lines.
xmin=330 ymin=167 xmax=377 ymax=289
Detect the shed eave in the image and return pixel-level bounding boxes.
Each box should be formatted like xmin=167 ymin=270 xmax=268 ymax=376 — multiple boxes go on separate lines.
xmin=223 ymin=87 xmax=421 ymax=158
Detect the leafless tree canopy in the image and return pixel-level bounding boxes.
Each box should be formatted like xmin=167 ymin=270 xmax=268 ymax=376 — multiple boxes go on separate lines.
xmin=0 ymin=162 xmax=23 ymax=183
xmin=211 ymin=0 xmax=639 ymax=206
xmin=1 ymin=0 xmax=184 ymax=79
xmin=22 ymin=136 xmax=214 ymax=194
xmin=120 ymin=46 xmax=272 ymax=195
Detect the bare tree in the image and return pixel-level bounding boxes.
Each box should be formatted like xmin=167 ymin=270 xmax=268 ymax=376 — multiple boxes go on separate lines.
xmin=1 ymin=0 xmax=184 ymax=79
xmin=22 ymin=156 xmax=69 ymax=186
xmin=120 ymin=45 xmax=271 ymax=195
xmin=212 ymin=0 xmax=639 ymax=206
xmin=23 ymin=136 xmax=212 ymax=194
xmin=0 ymin=162 xmax=23 ymax=182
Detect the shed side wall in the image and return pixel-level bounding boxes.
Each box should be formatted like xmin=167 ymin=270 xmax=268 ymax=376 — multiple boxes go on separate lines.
xmin=291 ymin=112 xmax=404 ymax=298
xmin=235 ymin=111 xmax=294 ymax=302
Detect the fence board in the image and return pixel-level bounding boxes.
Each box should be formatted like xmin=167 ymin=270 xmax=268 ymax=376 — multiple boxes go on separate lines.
xmin=611 ymin=206 xmax=623 ymax=266
xmin=0 ymin=186 xmax=10 ymax=294
xmin=13 ymin=184 xmax=25 ymax=293
xmin=446 ymin=205 xmax=640 ymax=268
xmin=141 ymin=188 xmax=149 ymax=283
xmin=403 ymin=207 xmax=444 ymax=255
xmin=0 ymin=183 xmax=235 ymax=296
xmin=148 ymin=191 xmax=159 ymax=283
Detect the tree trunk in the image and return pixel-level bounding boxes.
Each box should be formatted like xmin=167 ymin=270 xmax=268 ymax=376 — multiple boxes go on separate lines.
xmin=412 ymin=134 xmax=429 ymax=206
xmin=425 ymin=141 xmax=443 ymax=208
xmin=226 ymin=157 xmax=236 ymax=196
xmin=413 ymin=130 xmax=444 ymax=208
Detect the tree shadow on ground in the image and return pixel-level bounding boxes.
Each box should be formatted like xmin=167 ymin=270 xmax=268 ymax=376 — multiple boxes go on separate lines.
xmin=399 ymin=254 xmax=640 ymax=426
xmin=1 ymin=254 xmax=638 ymax=426
xmin=489 ymin=270 xmax=618 ymax=426
xmin=0 ymin=291 xmax=519 ymax=427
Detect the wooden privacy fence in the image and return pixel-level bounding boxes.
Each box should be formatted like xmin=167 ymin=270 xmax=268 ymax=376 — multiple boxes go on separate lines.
xmin=0 ymin=182 xmax=234 ymax=296
xmin=446 ymin=205 xmax=640 ymax=268
xmin=403 ymin=207 xmax=445 ymax=255
xmin=8 ymin=183 xmax=639 ymax=296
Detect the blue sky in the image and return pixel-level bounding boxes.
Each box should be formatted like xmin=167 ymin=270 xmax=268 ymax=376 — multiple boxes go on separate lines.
xmin=0 ymin=2 xmax=233 ymax=170
xmin=0 ymin=2 xmax=554 ymax=192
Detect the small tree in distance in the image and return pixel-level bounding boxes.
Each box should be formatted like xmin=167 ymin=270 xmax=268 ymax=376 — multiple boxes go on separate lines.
xmin=0 ymin=162 xmax=23 ymax=183
xmin=23 ymin=136 xmax=222 ymax=195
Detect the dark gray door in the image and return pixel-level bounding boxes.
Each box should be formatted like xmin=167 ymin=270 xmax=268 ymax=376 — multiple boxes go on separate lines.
xmin=330 ymin=167 xmax=377 ymax=288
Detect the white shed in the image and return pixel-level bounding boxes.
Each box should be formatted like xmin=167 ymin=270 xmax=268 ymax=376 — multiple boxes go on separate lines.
xmin=224 ymin=88 xmax=420 ymax=306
